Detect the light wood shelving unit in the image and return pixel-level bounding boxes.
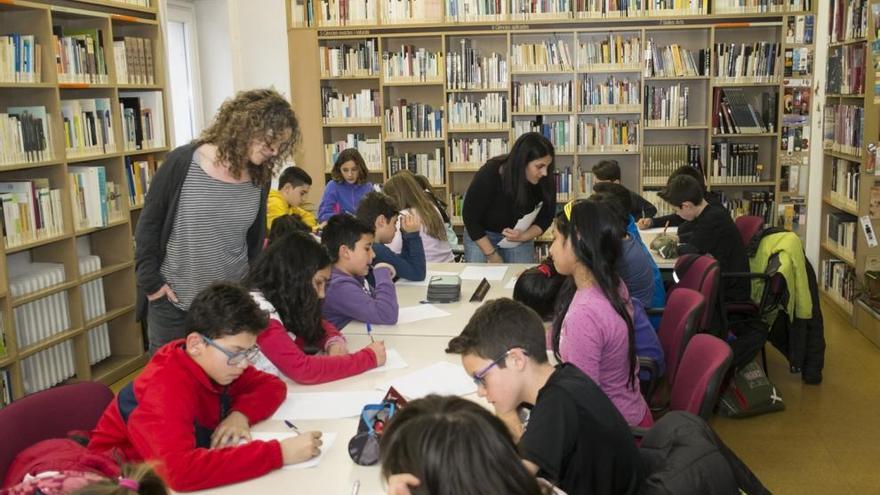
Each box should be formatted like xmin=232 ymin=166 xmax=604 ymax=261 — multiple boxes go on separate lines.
xmin=819 ymin=0 xmax=880 ymax=346
xmin=287 ymin=1 xmax=817 ymax=259
xmin=0 ymin=0 xmax=167 ymax=405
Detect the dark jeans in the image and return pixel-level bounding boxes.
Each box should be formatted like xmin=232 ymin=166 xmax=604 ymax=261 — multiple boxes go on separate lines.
xmin=147 ymin=297 xmax=189 ymax=354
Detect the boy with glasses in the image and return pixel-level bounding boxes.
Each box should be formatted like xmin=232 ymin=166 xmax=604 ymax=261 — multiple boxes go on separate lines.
xmin=446 ymin=298 xmax=645 ymax=495
xmin=88 ymin=283 xmax=323 ymax=491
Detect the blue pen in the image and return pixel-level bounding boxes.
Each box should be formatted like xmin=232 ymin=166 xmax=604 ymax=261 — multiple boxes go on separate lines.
xmin=366 ymin=322 xmax=374 ymax=343
xmin=284 ymin=420 xmax=300 ymax=434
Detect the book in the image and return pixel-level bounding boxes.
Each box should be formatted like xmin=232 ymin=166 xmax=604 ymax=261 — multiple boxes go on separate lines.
xmin=448 ymin=137 xmax=508 ymax=166
xmin=319 ymin=40 xmax=379 ymax=77
xmin=3 ymin=106 xmax=53 ymax=164
xmin=447 ymin=93 xmax=507 ymax=129
xmin=512 ymin=80 xmax=572 ymax=113
xmin=515 ymin=115 xmax=576 ymax=152
xmin=386 ymin=147 xmax=445 ymax=184
xmin=446 ymin=38 xmax=507 ymax=90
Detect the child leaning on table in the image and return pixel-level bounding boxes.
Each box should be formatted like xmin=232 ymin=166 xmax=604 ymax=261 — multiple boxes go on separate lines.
xmin=87 ymin=283 xmax=322 ymax=492
xmin=321 ymin=214 xmax=400 ymax=330
xmin=247 ymin=229 xmax=386 ymax=384
xmin=445 ymin=298 xmax=645 ymax=495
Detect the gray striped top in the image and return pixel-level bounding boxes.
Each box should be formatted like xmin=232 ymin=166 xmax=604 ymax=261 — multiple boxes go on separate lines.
xmin=160 ymin=159 xmax=261 ymax=310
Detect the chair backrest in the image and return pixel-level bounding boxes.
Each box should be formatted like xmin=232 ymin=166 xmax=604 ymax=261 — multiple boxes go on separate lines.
xmin=669 ymin=334 xmax=733 ymax=420
xmin=0 ymin=382 xmax=114 ymax=483
xmin=697 ymin=265 xmax=723 ymax=336
xmin=734 ymin=215 xmax=764 ymax=247
xmin=657 ymin=288 xmax=704 ymax=385
xmin=672 ymin=255 xmax=718 ymax=333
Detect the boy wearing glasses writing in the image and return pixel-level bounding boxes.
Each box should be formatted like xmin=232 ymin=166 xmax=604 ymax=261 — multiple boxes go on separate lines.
xmin=88 ymin=283 xmax=323 ymax=491
xmin=445 ymin=298 xmax=645 ymax=495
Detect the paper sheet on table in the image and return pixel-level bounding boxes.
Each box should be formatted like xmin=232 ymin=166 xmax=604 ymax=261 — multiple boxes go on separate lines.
xmin=271 ymin=391 xmax=385 ymax=420
xmin=392 ymin=304 xmax=451 ymax=325
xmin=497 ymin=201 xmax=543 ymax=248
xmin=365 ymin=348 xmax=408 ymax=374
xmin=459 ymin=265 xmax=509 ymax=281
xmin=640 ymin=226 xmax=679 ymax=235
xmin=249 ymin=432 xmax=338 ymax=469
xmin=396 ymin=271 xmax=458 ymax=286
xmin=376 ymin=362 xmax=477 ymax=398
xmin=505 ymin=276 xmax=518 ymax=289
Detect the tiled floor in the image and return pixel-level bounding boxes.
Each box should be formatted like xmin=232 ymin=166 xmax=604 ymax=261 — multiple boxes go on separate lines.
xmin=710 ymin=299 xmax=880 ymax=495
xmin=111 ymin=299 xmax=880 ymax=494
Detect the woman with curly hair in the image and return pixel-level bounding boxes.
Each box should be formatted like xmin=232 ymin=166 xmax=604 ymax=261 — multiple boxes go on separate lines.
xmin=246 ymin=231 xmax=385 ymax=384
xmin=136 ymin=88 xmax=301 ymax=353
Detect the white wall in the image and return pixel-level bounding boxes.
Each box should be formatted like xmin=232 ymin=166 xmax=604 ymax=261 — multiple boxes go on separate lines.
xmin=193 ymin=0 xmax=236 ymax=123
xmin=229 ymin=0 xmax=291 ymax=95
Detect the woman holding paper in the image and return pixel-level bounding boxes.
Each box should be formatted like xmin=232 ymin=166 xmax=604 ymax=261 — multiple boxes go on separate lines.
xmin=462 ymin=132 xmax=556 ymax=263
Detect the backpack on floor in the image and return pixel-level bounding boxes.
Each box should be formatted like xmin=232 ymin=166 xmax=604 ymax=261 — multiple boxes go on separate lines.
xmin=717 ymin=361 xmax=785 ymax=418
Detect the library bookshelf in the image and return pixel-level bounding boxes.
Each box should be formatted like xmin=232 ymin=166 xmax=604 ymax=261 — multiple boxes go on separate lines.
xmin=288 ymin=0 xmax=818 ymax=257
xmin=818 ymin=0 xmax=880 ymax=345
xmin=0 ymin=0 xmax=167 ymax=407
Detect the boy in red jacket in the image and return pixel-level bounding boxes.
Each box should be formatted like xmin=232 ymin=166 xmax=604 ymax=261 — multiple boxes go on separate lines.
xmin=88 ymin=283 xmax=322 ymax=492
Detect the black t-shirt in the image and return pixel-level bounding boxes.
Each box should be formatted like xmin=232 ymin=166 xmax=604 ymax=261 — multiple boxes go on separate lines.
xmin=518 ymin=364 xmax=645 ymax=495
xmin=462 ymin=160 xmax=556 ymax=241
xmin=678 ymin=203 xmax=751 ymax=302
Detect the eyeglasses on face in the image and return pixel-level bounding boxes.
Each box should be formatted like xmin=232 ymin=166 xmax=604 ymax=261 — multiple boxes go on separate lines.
xmin=202 ymin=335 xmax=260 ymax=367
xmin=472 ymin=348 xmax=529 ymax=387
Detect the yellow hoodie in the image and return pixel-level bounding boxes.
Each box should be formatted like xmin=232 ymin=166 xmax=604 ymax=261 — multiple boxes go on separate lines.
xmin=266 ymin=189 xmax=318 ymax=231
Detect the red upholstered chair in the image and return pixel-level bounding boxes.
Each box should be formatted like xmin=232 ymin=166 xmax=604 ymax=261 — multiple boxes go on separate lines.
xmin=640 ymin=288 xmax=705 ymax=401
xmin=0 ymin=382 xmax=114 ymax=484
xmin=668 ymin=334 xmax=733 ymax=420
xmin=734 ymin=215 xmax=765 ymax=248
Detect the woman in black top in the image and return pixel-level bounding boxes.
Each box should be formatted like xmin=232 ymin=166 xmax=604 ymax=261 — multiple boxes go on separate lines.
xmin=462 ymin=132 xmax=556 ymax=264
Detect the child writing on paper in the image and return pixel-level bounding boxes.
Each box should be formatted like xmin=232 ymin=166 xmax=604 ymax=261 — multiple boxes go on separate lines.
xmin=379 ymin=395 xmax=561 ymax=495
xmin=266 ymin=166 xmax=317 ymax=232
xmin=322 ymin=214 xmax=400 ymax=330
xmin=87 ymin=283 xmax=322 ymax=492
xmin=355 ymin=191 xmax=427 ymax=282
xmin=446 ymin=299 xmax=645 ymax=495
xmin=383 ymin=171 xmax=454 ymax=263
xmin=247 ymin=230 xmax=386 ymax=384
xmin=318 ymin=148 xmax=375 ymax=222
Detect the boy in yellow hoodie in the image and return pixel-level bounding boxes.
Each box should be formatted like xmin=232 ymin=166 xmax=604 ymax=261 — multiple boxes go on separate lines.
xmin=267 ymin=166 xmax=318 ymax=231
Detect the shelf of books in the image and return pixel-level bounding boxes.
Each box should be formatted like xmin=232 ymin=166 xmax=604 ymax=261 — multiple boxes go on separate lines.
xmin=291 ymin=2 xmax=818 ymax=257
xmin=0 ymin=0 xmax=167 ymax=408
xmin=819 ymin=0 xmax=880 ymax=342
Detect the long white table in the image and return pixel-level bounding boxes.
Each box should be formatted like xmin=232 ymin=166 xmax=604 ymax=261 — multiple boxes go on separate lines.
xmin=185 ymin=263 xmax=525 ymax=495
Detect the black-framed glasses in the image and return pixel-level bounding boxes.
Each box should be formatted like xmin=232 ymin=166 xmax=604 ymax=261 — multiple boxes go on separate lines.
xmin=472 ymin=348 xmax=529 ymax=387
xmin=202 ymin=335 xmax=260 ymax=367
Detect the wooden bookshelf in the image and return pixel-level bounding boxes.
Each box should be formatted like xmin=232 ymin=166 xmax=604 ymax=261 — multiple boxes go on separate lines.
xmin=0 ymin=0 xmax=167 ymax=407
xmin=288 ymin=1 xmax=818 ymax=253
xmin=819 ymin=0 xmax=879 ymax=335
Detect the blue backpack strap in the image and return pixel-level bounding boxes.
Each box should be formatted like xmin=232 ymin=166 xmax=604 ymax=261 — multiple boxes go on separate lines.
xmin=117 ymin=382 xmax=138 ymax=424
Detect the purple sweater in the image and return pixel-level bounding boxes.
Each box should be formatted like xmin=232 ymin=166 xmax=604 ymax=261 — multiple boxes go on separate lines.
xmin=322 ymin=265 xmax=399 ymax=330
xmin=317 ymin=181 xmax=374 ymax=222
xmin=559 ymin=284 xmax=650 ymax=426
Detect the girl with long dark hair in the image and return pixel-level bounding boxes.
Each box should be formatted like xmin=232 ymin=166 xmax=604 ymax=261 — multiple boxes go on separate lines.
xmin=462 ymin=132 xmax=556 ymax=263
xmin=246 ymin=231 xmax=385 ymax=384
xmin=549 ymin=199 xmax=652 ymax=427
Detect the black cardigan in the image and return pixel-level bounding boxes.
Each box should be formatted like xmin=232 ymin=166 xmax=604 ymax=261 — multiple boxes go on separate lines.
xmin=134 ymin=142 xmax=269 ymax=318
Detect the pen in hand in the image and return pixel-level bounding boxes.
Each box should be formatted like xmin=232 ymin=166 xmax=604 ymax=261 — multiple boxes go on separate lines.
xmin=284 ymin=420 xmax=300 ymax=434
xmin=367 ymin=322 xmax=374 ymax=343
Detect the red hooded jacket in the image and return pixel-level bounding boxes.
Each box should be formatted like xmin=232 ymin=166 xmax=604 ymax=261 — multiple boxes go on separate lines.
xmin=87 ymin=340 xmax=287 ymax=491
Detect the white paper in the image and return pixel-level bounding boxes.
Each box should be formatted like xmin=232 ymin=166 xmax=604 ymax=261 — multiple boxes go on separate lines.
xmin=505 ymin=276 xmax=518 ymax=289
xmin=249 ymin=432 xmax=338 ymax=469
xmin=459 ymin=265 xmax=509 ymax=281
xmin=396 ymin=271 xmax=458 ymax=286
xmin=376 ymin=362 xmax=477 ymax=399
xmin=365 ymin=348 xmax=408 ymax=374
xmin=271 ymin=391 xmax=385 ymax=420
xmin=497 ymin=202 xmax=543 ymax=248
xmin=393 ymin=304 xmax=451 ymax=325
xmin=640 ymin=226 xmax=679 ymax=236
